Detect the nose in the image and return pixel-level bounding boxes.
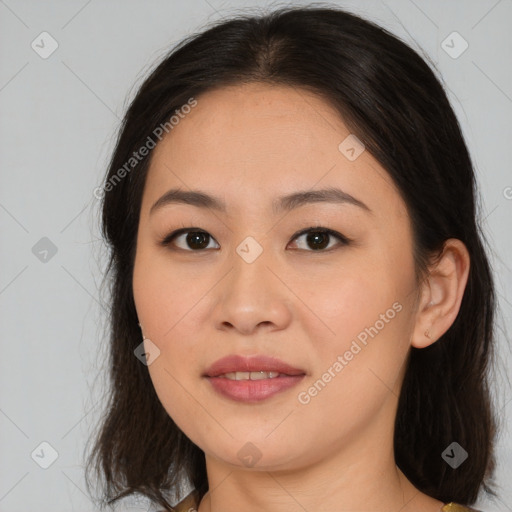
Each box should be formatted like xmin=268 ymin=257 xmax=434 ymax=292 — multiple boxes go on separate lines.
xmin=212 ymin=244 xmax=293 ymax=336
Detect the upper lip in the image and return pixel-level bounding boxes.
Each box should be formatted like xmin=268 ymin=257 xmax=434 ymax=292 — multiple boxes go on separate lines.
xmin=203 ymin=354 xmax=306 ymax=377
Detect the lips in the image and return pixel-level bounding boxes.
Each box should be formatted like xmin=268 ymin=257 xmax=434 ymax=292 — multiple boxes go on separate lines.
xmin=203 ymin=354 xmax=306 ymax=403
xmin=203 ymin=354 xmax=306 ymax=378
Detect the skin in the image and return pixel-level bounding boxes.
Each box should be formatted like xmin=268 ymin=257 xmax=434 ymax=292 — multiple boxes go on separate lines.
xmin=132 ymin=83 xmax=470 ymax=512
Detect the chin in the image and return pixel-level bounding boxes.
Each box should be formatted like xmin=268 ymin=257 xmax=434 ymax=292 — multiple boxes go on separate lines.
xmin=200 ymin=433 xmax=308 ymax=471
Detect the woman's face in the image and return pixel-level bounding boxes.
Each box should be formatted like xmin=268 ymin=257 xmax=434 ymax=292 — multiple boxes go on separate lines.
xmin=133 ymin=83 xmax=422 ymax=471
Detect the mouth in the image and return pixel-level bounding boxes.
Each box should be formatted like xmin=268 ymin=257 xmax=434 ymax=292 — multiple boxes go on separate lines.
xmin=214 ymin=371 xmax=293 ymax=380
xmin=203 ymin=354 xmax=306 ymax=403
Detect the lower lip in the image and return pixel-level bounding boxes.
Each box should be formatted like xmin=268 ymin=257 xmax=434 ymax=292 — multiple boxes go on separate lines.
xmin=205 ymin=375 xmax=305 ymax=403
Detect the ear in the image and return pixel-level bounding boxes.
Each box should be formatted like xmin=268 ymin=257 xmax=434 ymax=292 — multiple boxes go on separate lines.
xmin=411 ymin=239 xmax=470 ymax=348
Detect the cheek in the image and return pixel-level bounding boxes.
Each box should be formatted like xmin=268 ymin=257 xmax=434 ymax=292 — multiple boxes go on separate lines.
xmin=300 ymin=251 xmax=409 ymax=344
xmin=132 ymin=247 xmax=207 ymax=423
xmin=298 ymin=250 xmax=414 ymax=405
xmin=294 ymin=302 xmax=411 ymax=447
xmin=132 ymin=245 xmax=202 ymax=340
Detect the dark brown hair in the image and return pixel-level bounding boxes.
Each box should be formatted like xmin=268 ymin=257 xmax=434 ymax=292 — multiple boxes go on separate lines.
xmin=85 ymin=4 xmax=500 ymax=510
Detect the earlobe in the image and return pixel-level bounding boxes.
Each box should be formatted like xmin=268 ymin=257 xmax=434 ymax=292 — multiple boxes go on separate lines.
xmin=411 ymin=239 xmax=470 ymax=349
xmin=138 ymin=322 xmax=146 ymax=341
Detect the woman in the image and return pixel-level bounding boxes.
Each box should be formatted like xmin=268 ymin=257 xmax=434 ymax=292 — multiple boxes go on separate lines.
xmin=85 ymin=5 xmax=499 ymax=512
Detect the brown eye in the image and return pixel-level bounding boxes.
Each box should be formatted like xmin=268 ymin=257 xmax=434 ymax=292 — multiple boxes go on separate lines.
xmin=288 ymin=228 xmax=349 ymax=252
xmin=161 ymin=229 xmax=220 ymax=251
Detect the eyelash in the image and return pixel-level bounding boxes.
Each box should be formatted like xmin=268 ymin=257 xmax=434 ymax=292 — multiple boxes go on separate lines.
xmin=158 ymin=225 xmax=352 ymax=253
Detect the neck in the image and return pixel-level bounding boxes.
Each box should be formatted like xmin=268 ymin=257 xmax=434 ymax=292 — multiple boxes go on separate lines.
xmin=196 ymin=420 xmax=443 ymax=512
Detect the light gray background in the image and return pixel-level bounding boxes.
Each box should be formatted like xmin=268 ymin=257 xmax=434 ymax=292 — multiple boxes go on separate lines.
xmin=1 ymin=0 xmax=511 ymax=510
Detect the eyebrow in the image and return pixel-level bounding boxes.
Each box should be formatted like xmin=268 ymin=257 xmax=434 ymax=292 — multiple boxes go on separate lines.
xmin=149 ymin=186 xmax=372 ymax=216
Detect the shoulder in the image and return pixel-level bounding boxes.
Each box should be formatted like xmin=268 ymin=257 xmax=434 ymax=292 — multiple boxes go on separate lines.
xmin=441 ymin=503 xmax=484 ymax=512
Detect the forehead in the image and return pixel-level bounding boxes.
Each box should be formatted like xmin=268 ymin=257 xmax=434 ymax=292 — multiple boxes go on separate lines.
xmin=143 ymin=83 xmax=407 ymax=220
xmin=158 ymin=83 xmax=346 ymax=164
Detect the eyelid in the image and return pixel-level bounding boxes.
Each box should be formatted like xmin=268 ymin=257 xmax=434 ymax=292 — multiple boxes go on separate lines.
xmin=159 ymin=225 xmax=352 ymax=251
xmin=289 ymin=226 xmax=352 ymax=247
xmin=159 ymin=227 xmax=217 ymax=249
